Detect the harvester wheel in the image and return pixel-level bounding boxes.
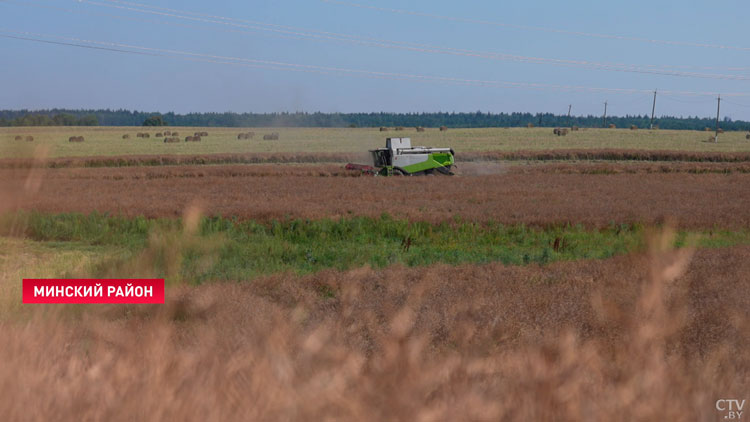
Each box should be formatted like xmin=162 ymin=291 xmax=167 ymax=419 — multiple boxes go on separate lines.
xmin=436 ymin=166 xmax=454 ymax=176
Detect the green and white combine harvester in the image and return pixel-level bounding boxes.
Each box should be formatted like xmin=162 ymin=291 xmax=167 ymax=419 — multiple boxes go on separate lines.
xmin=347 ymin=137 xmax=455 ymax=176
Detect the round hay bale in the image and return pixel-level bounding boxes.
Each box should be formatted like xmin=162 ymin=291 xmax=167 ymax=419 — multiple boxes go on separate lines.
xmin=185 ymin=136 xmax=194 ymax=142
xmin=746 ymin=133 xmax=750 ymax=140
xmin=718 ymin=128 xmax=724 ymax=134
xmin=14 ymin=135 xmax=22 ymax=141
xmin=171 ymin=132 xmax=179 ymax=137
xmin=608 ymin=124 xmax=616 ymax=129
xmin=122 ymin=134 xmax=130 ymax=139
xmin=527 ymin=123 xmax=534 ymax=128
xmin=439 ymin=126 xmax=447 ymax=131
xmin=237 ymin=134 xmax=245 ymax=140
xmin=395 ymin=126 xmax=404 ymax=131
xmin=416 ymin=126 xmax=425 ymax=132
xmin=25 ymin=136 xmax=34 ymax=142
xmin=571 ymin=126 xmax=579 ymax=131
xmin=630 ymin=125 xmax=638 ymax=130
xmin=379 ymin=127 xmax=388 ymax=132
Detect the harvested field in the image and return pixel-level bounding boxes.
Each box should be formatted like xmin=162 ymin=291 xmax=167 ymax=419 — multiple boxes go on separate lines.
xmin=2 ymin=165 xmax=750 ymax=228
xmin=3 ymin=124 xmax=750 ymax=420
xmin=4 ymin=127 xmax=750 ymax=159
xmin=7 ymin=149 xmax=750 ymax=169
xmin=510 ymin=161 xmax=750 ymax=174
xmin=0 ymin=239 xmax=747 ymax=420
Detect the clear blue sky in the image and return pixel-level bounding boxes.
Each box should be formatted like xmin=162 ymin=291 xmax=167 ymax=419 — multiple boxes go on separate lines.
xmin=2 ymin=0 xmax=750 ymax=119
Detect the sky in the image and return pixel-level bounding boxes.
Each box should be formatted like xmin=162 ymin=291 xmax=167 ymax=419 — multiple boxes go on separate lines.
xmin=1 ymin=0 xmax=750 ymax=119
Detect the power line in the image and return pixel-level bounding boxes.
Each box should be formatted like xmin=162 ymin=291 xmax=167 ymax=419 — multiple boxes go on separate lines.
xmin=322 ymin=0 xmax=750 ymax=53
xmin=4 ymin=28 xmax=749 ymax=98
xmin=10 ymin=0 xmax=747 ymax=80
xmin=660 ymin=94 xmax=717 ymax=104
xmin=0 ymin=32 xmax=158 ymax=56
xmin=721 ymin=98 xmax=750 ymax=108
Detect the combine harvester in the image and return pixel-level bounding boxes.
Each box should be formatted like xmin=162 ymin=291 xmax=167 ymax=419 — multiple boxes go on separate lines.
xmin=346 ymin=137 xmax=455 ymax=176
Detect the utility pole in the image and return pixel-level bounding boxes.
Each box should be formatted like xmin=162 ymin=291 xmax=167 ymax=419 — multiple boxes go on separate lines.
xmin=602 ymin=101 xmax=608 ymax=128
xmin=715 ymin=94 xmax=721 ymax=143
xmin=567 ymin=104 xmax=572 ymax=127
xmin=650 ymin=89 xmax=657 ymax=129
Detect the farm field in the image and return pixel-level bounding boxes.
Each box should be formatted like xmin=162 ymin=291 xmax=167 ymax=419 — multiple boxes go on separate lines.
xmin=2 ymin=126 xmax=750 ymax=158
xmin=2 ymin=164 xmax=750 ymax=228
xmin=2 ymin=126 xmax=749 ymax=419
xmin=1 ymin=233 xmax=748 ymax=419
xmin=6 ymin=0 xmax=750 ymax=415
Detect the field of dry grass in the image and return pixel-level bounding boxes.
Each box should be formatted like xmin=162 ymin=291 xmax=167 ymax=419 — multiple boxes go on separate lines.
xmin=2 ymin=164 xmax=750 ymax=228
xmin=2 ymin=127 xmax=750 ymax=420
xmin=7 ymin=149 xmax=750 ymax=170
xmin=1 ymin=230 xmax=747 ymax=420
xmin=2 ymin=126 xmax=750 ymax=158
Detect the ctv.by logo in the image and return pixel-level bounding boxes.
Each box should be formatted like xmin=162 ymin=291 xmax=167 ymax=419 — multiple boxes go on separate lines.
xmin=716 ymin=399 xmax=745 ymax=420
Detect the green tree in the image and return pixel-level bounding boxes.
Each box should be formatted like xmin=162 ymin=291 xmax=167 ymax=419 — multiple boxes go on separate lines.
xmin=77 ymin=115 xmax=99 ymax=126
xmin=142 ymin=115 xmax=167 ymax=126
xmin=53 ymin=113 xmax=77 ymax=126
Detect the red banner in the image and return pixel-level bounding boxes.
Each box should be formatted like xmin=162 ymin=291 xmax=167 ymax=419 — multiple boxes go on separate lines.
xmin=22 ymin=279 xmax=165 ymax=304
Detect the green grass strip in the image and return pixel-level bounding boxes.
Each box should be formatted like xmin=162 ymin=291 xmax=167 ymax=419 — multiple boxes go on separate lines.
xmin=2 ymin=212 xmax=749 ymax=283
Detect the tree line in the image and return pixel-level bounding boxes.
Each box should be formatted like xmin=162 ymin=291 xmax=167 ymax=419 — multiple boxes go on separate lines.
xmin=0 ymin=112 xmax=99 ymax=127
xmin=1 ymin=109 xmax=748 ymax=131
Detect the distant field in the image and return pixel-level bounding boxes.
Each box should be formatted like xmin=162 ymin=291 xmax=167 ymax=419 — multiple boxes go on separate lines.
xmin=2 ymin=126 xmax=750 ymax=158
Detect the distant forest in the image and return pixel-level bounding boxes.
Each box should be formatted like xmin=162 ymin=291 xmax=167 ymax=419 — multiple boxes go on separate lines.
xmin=1 ymin=109 xmax=749 ymax=131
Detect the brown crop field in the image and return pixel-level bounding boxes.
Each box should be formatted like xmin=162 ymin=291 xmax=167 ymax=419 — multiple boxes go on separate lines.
xmin=7 ymin=148 xmax=750 ymax=170
xmin=2 ymin=163 xmax=750 ymax=228
xmin=1 ymin=235 xmax=748 ymax=420
xmin=2 ymin=126 xmax=750 ymax=420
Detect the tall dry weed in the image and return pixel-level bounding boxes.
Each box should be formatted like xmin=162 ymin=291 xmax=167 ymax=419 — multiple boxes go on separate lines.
xmin=0 ymin=223 xmax=746 ymax=420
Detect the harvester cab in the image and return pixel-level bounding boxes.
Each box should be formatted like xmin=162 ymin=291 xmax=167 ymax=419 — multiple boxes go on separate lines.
xmin=368 ymin=137 xmax=455 ymax=176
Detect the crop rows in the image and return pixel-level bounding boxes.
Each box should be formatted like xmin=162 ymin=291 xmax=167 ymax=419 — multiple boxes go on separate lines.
xmin=3 ymin=166 xmax=750 ymax=228
xmin=6 ymin=148 xmax=750 ymax=169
